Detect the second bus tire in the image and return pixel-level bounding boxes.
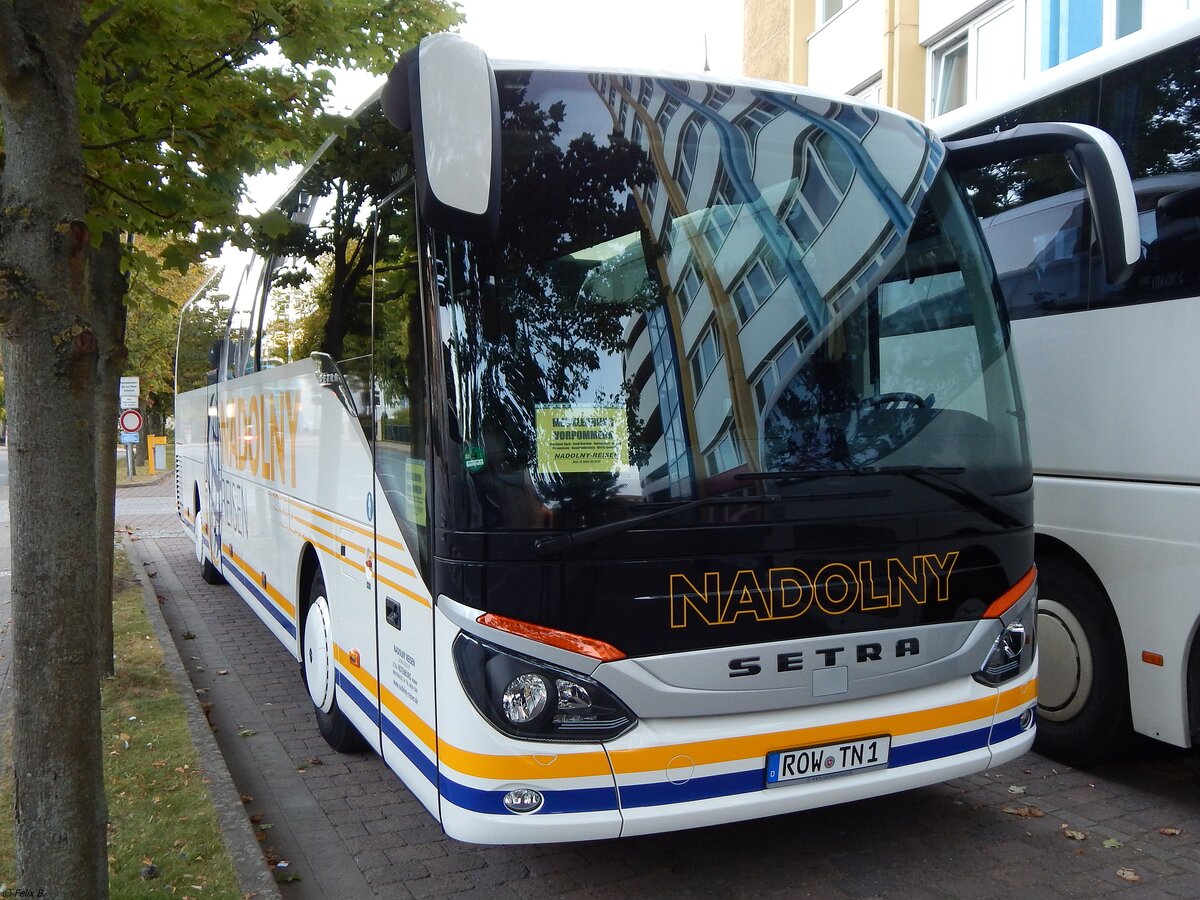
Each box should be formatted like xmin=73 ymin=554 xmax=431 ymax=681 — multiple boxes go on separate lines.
xmin=1035 ymin=554 xmax=1134 ymax=765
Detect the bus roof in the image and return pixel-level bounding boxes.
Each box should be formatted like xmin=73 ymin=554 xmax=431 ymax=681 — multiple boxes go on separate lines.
xmin=930 ymin=13 xmax=1200 ymax=137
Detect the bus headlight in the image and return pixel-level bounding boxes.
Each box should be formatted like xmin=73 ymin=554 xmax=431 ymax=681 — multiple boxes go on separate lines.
xmin=454 ymin=632 xmax=636 ymax=742
xmin=975 ymin=595 xmax=1037 ymax=686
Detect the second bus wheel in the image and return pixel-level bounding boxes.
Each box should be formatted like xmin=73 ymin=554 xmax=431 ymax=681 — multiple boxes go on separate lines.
xmin=1035 ymin=554 xmax=1135 ymax=765
xmin=302 ymin=571 xmax=367 ymax=753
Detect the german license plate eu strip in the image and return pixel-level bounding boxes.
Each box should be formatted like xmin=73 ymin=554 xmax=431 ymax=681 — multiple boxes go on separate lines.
xmin=766 ymin=735 xmax=891 ymax=786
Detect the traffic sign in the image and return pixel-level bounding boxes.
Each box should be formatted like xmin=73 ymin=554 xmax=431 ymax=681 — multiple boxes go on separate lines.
xmin=119 ymin=376 xmax=140 ymax=409
xmin=119 ymin=408 xmax=144 ymax=434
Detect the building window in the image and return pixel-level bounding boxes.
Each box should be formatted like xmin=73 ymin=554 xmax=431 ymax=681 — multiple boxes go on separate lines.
xmin=705 ymin=423 xmax=743 ymax=476
xmin=677 ymin=118 xmax=702 ymax=197
xmin=753 ymin=329 xmax=813 ymax=411
xmin=731 ymin=253 xmax=781 ymax=324
xmin=736 ymin=99 xmax=781 ymax=148
xmin=676 ymin=262 xmax=701 ymax=312
xmin=1042 ymin=0 xmax=1102 ymax=68
xmin=932 ymin=39 xmax=968 ymax=116
xmin=820 ymin=0 xmax=845 ymax=25
xmin=704 ymin=174 xmax=737 ymax=254
xmin=689 ymin=321 xmax=723 ymax=388
xmin=929 ymin=3 xmax=1023 ymax=117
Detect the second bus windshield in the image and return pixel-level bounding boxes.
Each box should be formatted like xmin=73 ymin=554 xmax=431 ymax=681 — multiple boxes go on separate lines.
xmin=436 ymin=70 xmax=1028 ymax=533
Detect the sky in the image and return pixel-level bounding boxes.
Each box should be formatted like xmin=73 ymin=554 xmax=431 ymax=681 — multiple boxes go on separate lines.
xmin=246 ymin=1 xmax=744 ymax=211
xmin=454 ymin=0 xmax=744 ymax=75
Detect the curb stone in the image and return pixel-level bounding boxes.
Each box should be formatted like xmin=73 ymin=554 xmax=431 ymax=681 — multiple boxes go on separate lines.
xmin=124 ymin=534 xmax=281 ymax=899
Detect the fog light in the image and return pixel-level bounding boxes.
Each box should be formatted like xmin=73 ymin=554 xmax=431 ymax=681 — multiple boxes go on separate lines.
xmin=1020 ymin=707 xmax=1035 ymax=730
xmin=503 ymin=788 xmax=544 ymax=814
xmin=502 ymin=674 xmax=548 ymax=724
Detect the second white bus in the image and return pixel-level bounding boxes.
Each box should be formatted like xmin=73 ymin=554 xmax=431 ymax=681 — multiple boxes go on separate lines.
xmin=934 ymin=15 xmax=1200 ymax=763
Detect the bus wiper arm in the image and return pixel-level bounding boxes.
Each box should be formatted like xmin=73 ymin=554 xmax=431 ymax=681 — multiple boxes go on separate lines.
xmin=883 ymin=465 xmax=1026 ymax=529
xmin=534 ymin=494 xmax=781 ymax=558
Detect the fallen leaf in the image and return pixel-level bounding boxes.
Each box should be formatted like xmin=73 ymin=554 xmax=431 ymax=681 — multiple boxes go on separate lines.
xmin=1062 ymin=827 xmax=1088 ymax=841
xmin=1007 ymin=785 xmax=1027 ymax=794
xmin=1160 ymin=826 xmax=1182 ymax=836
xmin=240 ymin=795 xmax=254 ymax=804
xmin=1117 ymin=868 xmax=1141 ymax=883
xmin=250 ymin=813 xmax=264 ymax=824
xmin=217 ymin=669 xmax=229 ymax=675
xmin=238 ymin=728 xmax=256 ymax=738
xmin=1103 ymin=838 xmax=1123 ymax=849
xmin=1002 ymin=805 xmax=1045 ymax=818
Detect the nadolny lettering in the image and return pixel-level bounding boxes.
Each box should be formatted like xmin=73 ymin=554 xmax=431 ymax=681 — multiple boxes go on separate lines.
xmin=668 ymin=553 xmax=960 ymax=627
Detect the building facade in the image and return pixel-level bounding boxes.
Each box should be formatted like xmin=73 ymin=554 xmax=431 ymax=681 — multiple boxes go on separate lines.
xmin=744 ymin=0 xmax=1197 ymax=119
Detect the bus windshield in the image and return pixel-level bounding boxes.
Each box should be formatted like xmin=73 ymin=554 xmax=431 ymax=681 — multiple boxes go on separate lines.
xmin=436 ymin=70 xmax=1028 ymax=535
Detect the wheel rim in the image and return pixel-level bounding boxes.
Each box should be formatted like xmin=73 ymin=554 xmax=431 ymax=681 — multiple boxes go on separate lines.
xmin=304 ymin=596 xmax=336 ymax=713
xmin=194 ymin=508 xmax=205 ymax=565
xmin=1037 ymin=597 xmax=1093 ymax=721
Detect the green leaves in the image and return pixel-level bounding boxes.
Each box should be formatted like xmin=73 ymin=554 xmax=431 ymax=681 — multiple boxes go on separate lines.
xmin=73 ymin=0 xmax=462 ymax=290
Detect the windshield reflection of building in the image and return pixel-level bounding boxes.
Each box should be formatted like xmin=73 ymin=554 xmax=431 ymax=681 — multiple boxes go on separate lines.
xmin=590 ymin=73 xmax=935 ymax=495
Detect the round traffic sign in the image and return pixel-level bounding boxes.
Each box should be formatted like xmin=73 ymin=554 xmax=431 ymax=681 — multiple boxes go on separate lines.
xmin=119 ymin=408 xmax=144 ymax=434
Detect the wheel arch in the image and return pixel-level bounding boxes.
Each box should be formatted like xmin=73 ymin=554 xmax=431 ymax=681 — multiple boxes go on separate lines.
xmin=296 ymin=543 xmax=323 ymax=659
xmin=1035 ymin=532 xmax=1130 ymax=659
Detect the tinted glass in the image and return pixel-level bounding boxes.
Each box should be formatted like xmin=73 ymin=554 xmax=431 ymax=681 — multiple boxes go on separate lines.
xmin=438 ymin=70 xmax=1028 ymax=533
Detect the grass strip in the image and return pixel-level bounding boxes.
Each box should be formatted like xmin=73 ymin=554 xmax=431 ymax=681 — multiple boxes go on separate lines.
xmin=0 ymin=550 xmax=241 ymax=898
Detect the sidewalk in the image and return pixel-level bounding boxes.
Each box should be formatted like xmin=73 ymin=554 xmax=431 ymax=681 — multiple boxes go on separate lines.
xmin=116 ymin=478 xmax=375 ymax=899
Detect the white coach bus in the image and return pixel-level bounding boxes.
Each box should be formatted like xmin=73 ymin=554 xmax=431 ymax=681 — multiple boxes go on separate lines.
xmin=175 ymin=34 xmax=1136 ymax=842
xmin=933 ymin=16 xmax=1200 ymax=764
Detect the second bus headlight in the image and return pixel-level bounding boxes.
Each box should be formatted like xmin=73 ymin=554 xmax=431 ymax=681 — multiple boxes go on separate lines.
xmin=454 ymin=632 xmax=636 ymax=742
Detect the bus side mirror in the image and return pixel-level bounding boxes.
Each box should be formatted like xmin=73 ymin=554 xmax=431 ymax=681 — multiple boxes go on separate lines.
xmin=945 ymin=123 xmax=1140 ymax=285
xmin=381 ymin=33 xmax=501 ymax=243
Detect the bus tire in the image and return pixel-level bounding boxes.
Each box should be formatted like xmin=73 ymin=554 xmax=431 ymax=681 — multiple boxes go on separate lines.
xmin=302 ymin=571 xmax=366 ymax=753
xmin=1034 ymin=555 xmax=1134 ymax=765
xmin=195 ymin=499 xmax=225 ymax=585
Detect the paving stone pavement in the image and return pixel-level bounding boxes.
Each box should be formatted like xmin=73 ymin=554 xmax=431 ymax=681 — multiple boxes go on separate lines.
xmin=115 ymin=476 xmax=1200 ymax=899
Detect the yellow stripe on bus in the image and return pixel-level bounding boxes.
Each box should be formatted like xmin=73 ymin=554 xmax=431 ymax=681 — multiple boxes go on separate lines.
xmin=330 ymin=642 xmax=1036 ymax=784
xmin=275 ymin=493 xmax=417 ymax=578
xmin=223 ymin=544 xmax=296 ymax=620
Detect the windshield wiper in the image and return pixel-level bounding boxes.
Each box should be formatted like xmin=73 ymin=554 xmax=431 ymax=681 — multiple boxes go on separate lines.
xmin=737 ymin=465 xmax=1025 ymax=528
xmin=534 ymin=494 xmax=781 ymax=558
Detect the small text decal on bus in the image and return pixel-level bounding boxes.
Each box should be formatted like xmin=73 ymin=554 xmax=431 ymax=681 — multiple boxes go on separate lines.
xmin=669 ymin=553 xmax=959 ymax=628
xmin=221 ymin=390 xmax=300 ymax=488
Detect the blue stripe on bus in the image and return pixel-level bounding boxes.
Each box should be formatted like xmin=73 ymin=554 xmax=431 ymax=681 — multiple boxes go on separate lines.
xmin=988 ymin=711 xmax=1030 ymax=745
xmin=380 ymin=710 xmax=440 ymax=786
xmin=223 ymin=556 xmax=297 ymax=638
xmin=887 ymin=725 xmax=992 ymax=768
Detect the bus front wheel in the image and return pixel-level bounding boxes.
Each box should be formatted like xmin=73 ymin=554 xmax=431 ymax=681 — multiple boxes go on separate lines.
xmin=1035 ymin=555 xmax=1133 ymax=765
xmin=302 ymin=571 xmax=366 ymax=754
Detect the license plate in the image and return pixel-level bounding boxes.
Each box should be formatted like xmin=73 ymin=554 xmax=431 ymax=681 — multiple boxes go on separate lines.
xmin=766 ymin=735 xmax=890 ymax=785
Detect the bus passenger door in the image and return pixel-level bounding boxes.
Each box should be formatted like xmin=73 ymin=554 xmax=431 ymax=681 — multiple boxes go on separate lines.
xmin=370 ymin=192 xmax=441 ymax=814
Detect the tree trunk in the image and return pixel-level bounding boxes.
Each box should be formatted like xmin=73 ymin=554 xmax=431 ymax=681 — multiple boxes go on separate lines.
xmin=0 ymin=3 xmax=110 ymax=896
xmin=93 ymin=234 xmax=128 ymax=679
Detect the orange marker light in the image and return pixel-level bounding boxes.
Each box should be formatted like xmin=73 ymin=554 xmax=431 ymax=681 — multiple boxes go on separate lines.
xmin=982 ymin=567 xmax=1037 ymax=619
xmin=348 ymin=648 xmax=362 ymax=667
xmin=1142 ymin=651 xmax=1164 ymax=667
xmin=478 ymin=613 xmax=626 ymax=662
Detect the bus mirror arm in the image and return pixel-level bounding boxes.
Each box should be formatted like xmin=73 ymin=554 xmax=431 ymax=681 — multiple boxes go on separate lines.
xmin=944 ymin=123 xmax=1140 ymax=285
